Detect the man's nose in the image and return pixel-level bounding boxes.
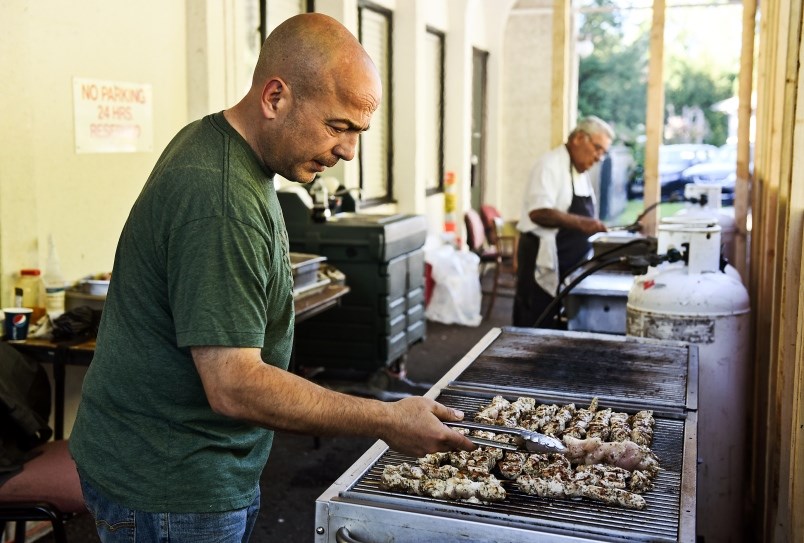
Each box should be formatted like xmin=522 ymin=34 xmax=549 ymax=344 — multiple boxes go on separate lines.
xmin=334 ymin=133 xmax=359 ymax=161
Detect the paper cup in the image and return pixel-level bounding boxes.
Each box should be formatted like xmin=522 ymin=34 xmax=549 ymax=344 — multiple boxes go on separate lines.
xmin=3 ymin=307 xmax=33 ymax=340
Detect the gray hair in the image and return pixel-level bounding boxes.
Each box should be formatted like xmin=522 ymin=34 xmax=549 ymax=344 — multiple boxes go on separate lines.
xmin=571 ymin=116 xmax=615 ymax=141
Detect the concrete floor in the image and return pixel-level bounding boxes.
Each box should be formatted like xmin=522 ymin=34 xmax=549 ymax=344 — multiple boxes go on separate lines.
xmin=34 ymin=278 xmax=514 ymax=543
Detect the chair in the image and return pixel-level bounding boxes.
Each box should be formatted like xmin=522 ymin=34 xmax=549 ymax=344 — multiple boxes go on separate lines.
xmin=479 ymin=204 xmax=518 ymax=278
xmin=0 ymin=343 xmax=87 ymax=543
xmin=0 ymin=440 xmax=86 ymax=543
xmin=465 ymin=208 xmax=505 ymax=319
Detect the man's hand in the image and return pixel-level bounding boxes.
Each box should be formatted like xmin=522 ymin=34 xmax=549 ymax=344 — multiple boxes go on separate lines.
xmin=378 ymin=397 xmax=476 ymax=457
xmin=579 ymin=217 xmax=608 ymax=236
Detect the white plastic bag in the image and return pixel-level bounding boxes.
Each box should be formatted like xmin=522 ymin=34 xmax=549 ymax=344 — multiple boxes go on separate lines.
xmin=424 ymin=243 xmax=482 ymax=326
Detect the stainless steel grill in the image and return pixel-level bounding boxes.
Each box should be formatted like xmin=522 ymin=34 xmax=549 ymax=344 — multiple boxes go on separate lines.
xmin=452 ymin=327 xmax=696 ymax=411
xmin=315 ymin=328 xmax=698 ymax=543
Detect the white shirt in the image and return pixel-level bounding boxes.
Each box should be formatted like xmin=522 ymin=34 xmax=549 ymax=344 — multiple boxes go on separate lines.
xmin=516 ymin=145 xmax=596 ymax=295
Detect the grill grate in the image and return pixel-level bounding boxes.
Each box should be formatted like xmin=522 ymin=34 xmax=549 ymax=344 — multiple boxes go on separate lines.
xmin=345 ymin=391 xmax=686 ymax=541
xmin=451 ymin=328 xmax=692 ymax=410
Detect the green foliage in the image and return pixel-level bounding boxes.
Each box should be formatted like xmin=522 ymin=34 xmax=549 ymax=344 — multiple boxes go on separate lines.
xmin=577 ymin=1 xmax=737 ymax=148
xmin=665 ymin=60 xmax=736 ymax=146
xmin=578 ymin=34 xmax=649 ymax=144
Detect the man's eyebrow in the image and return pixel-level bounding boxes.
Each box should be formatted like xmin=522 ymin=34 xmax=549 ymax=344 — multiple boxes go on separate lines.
xmin=329 ymin=118 xmax=371 ymax=132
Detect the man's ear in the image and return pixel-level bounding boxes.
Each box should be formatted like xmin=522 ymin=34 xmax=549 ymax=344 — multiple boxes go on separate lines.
xmin=260 ymin=78 xmax=286 ymax=119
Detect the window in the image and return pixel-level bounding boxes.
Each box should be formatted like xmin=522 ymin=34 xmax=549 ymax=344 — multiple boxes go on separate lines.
xmin=424 ymin=28 xmax=445 ymax=196
xmin=358 ymin=2 xmax=393 ymax=204
xmin=261 ymin=0 xmax=307 ymax=41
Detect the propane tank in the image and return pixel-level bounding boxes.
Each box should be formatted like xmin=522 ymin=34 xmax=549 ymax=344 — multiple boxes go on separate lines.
xmin=658 ymin=215 xmax=741 ymax=283
xmin=626 ymin=220 xmax=750 ymax=543
xmin=675 ymin=183 xmax=737 ymax=265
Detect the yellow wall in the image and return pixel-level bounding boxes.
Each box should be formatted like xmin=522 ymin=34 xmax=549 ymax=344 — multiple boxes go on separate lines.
xmin=0 ymin=1 xmax=189 ymax=306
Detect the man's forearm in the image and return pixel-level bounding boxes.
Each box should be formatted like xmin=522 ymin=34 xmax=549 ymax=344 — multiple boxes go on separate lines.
xmin=529 ymin=208 xmax=607 ymax=236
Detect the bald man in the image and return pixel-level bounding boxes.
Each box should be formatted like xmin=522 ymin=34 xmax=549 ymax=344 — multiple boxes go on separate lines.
xmin=70 ymin=14 xmax=473 ymax=543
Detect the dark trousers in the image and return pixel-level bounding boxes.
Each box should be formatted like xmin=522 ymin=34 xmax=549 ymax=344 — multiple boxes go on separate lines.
xmin=512 ymin=233 xmax=563 ymax=329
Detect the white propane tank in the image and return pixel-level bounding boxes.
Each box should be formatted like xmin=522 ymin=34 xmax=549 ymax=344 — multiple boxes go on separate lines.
xmin=675 ymin=183 xmax=737 ymax=265
xmin=626 ymin=220 xmax=750 ymax=543
xmin=658 ymin=215 xmax=741 ymax=283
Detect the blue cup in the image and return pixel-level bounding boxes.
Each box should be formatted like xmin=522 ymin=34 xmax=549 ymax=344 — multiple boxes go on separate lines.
xmin=3 ymin=307 xmax=33 ymax=340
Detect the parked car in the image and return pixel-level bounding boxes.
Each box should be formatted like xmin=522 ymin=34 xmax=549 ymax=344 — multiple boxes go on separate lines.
xmin=680 ymin=144 xmax=753 ymax=206
xmin=627 ymin=143 xmax=718 ymax=201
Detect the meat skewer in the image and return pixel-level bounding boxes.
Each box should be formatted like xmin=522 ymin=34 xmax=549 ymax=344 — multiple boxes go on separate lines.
xmin=381 ymin=462 xmax=507 ymax=503
xmin=541 ymin=403 xmax=576 ymax=436
xmin=586 ymin=408 xmax=613 ymax=440
xmin=562 ymin=435 xmax=660 ymax=475
xmin=629 ymin=410 xmax=655 ymax=446
xmin=609 ymin=411 xmax=632 ymax=442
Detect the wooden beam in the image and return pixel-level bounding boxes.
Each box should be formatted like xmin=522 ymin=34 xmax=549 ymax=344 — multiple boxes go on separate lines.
xmin=550 ymin=0 xmax=570 ymax=147
xmin=733 ymin=0 xmax=756 ymax=283
xmin=642 ymin=0 xmax=666 ymax=236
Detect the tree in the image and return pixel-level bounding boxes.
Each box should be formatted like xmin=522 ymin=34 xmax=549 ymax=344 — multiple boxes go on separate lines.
xmin=577 ymin=1 xmax=737 ymax=147
xmin=665 ymin=60 xmax=736 ymax=146
xmin=577 ymin=0 xmax=649 ymax=144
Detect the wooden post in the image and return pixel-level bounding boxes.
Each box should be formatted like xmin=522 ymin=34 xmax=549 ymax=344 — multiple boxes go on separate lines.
xmin=642 ymin=0 xmax=666 ymax=236
xmin=734 ymin=0 xmax=756 ymax=283
xmin=550 ymin=0 xmax=570 ymax=148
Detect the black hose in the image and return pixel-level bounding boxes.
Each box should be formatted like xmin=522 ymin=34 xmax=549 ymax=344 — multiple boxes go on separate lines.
xmin=534 ymin=256 xmax=626 ymax=328
xmin=558 ymin=237 xmax=653 ymax=286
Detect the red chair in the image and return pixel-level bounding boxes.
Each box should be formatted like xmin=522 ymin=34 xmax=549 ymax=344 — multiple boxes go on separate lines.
xmin=465 ymin=208 xmax=505 ymax=319
xmin=0 ymin=439 xmax=87 ymax=543
xmin=0 ymin=345 xmax=87 ymax=542
xmin=479 ymin=204 xmax=517 ymax=277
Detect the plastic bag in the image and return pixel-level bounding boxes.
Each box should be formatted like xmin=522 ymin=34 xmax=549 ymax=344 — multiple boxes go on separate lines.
xmin=424 ymin=243 xmax=482 ymax=326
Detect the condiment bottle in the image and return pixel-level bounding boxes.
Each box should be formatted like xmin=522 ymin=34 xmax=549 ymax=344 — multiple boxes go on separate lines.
xmin=14 ymin=269 xmax=47 ymax=322
xmin=43 ymin=235 xmax=67 ymax=318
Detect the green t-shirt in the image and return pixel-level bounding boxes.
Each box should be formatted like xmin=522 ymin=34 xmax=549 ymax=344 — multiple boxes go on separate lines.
xmin=70 ymin=112 xmax=294 ymax=513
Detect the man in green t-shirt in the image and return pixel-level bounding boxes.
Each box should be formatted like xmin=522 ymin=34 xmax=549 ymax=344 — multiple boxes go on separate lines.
xmin=70 ymin=13 xmax=474 ymax=543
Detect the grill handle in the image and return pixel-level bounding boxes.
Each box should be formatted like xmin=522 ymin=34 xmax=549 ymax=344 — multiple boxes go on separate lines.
xmin=336 ymin=527 xmax=368 ymax=543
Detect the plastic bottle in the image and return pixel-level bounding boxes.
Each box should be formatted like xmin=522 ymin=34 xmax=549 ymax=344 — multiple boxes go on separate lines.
xmin=310 ymin=178 xmax=331 ymax=223
xmin=14 ymin=269 xmax=47 ymax=322
xmin=43 ymin=235 xmax=67 ymax=318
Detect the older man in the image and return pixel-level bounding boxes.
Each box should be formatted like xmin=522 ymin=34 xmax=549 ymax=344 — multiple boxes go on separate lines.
xmin=70 ymin=14 xmax=473 ymax=543
xmin=513 ymin=116 xmax=615 ymax=328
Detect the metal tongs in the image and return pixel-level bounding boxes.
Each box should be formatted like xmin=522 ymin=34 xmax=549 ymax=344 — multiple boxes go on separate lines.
xmin=446 ymin=421 xmax=568 ymax=455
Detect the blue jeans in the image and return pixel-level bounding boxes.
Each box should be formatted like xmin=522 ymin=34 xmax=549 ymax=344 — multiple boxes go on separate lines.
xmin=79 ymin=476 xmax=260 ymax=543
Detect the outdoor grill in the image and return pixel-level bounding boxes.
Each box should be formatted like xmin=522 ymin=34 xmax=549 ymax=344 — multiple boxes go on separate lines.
xmin=315 ymin=327 xmax=698 ymax=543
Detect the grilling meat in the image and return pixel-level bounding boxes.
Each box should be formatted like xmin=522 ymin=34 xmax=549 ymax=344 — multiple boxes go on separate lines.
xmin=516 ymin=472 xmax=646 ymax=510
xmin=580 ymin=485 xmax=647 ymax=510
xmin=520 ymin=403 xmax=558 ymax=431
xmin=608 ymin=412 xmax=632 ymax=442
xmin=498 ymin=451 xmax=529 ymax=479
xmin=541 ymin=403 xmax=576 ymax=436
xmin=381 ymin=462 xmax=506 ymax=503
xmin=563 ymin=435 xmax=660 ymax=475
xmin=586 ymin=408 xmax=613 ymax=440
xmin=563 ymin=406 xmax=597 ymax=439
xmin=473 ymin=395 xmax=510 ymax=424
xmin=516 ymin=474 xmax=574 ymax=499
xmin=383 ymin=396 xmax=660 ymax=511
xmin=629 ymin=410 xmax=655 ymax=446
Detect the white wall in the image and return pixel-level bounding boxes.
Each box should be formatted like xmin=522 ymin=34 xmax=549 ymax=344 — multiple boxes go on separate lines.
xmin=499 ymin=3 xmax=555 ymax=223
xmin=0 ymin=1 xmax=190 ymax=307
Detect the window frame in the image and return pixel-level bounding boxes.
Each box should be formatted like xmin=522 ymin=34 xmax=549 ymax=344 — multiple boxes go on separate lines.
xmin=357 ymin=0 xmax=394 ymax=206
xmin=424 ymin=26 xmax=446 ymax=197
